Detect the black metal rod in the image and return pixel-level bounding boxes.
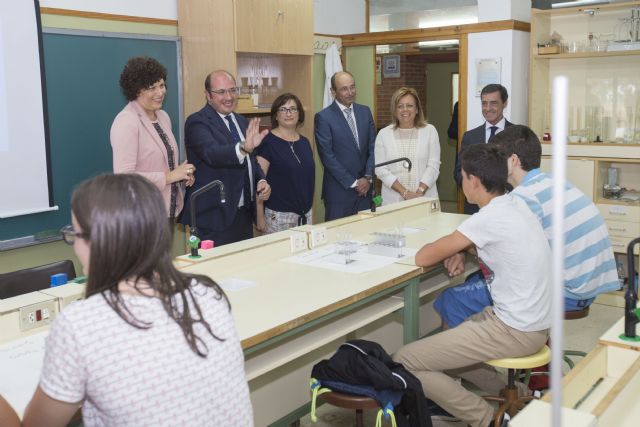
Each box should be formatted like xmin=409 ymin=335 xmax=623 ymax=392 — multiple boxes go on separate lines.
xmin=189 ymin=180 xmax=226 ymax=246
xmin=371 ymin=157 xmax=413 ymax=212
xmin=624 ymin=237 xmax=640 ymax=338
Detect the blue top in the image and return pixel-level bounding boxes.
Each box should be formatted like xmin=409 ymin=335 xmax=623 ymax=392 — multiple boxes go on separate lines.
xmin=256 ymin=132 xmax=315 ymax=215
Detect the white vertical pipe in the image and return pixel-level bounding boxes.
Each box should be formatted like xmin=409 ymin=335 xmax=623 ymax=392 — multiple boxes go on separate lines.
xmin=551 ymin=76 xmax=568 ymax=427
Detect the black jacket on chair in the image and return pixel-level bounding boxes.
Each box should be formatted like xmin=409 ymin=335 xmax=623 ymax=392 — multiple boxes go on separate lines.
xmin=311 ymin=339 xmax=432 ymax=427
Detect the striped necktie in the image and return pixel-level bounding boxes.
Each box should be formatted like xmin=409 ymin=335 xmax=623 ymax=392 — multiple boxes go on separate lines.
xmin=344 ymin=107 xmax=358 ymax=147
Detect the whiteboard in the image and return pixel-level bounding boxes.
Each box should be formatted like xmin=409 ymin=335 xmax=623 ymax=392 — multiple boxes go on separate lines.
xmin=0 ymin=0 xmax=55 ymax=219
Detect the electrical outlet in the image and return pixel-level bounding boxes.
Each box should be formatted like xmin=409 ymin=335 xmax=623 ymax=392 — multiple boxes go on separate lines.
xmin=19 ymin=300 xmax=57 ymax=332
xmin=310 ymin=227 xmax=328 ymax=247
xmin=290 ymin=233 xmax=308 ymax=253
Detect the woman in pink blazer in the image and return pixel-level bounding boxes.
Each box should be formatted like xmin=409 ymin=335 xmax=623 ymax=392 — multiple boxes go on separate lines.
xmin=110 ymin=57 xmax=194 ymax=220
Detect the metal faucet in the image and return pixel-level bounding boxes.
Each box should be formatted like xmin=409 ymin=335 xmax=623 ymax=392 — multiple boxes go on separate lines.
xmin=188 ymin=180 xmax=226 ymax=257
xmin=371 ymin=157 xmax=412 ymax=212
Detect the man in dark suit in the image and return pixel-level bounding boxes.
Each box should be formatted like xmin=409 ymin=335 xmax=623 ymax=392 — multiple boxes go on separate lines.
xmin=180 ymin=70 xmax=271 ymax=246
xmin=315 ymin=71 xmax=376 ymax=221
xmin=454 ymin=84 xmax=512 ymax=214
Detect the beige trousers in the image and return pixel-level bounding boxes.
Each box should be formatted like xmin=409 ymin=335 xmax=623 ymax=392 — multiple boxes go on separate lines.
xmin=393 ymin=307 xmax=548 ymax=427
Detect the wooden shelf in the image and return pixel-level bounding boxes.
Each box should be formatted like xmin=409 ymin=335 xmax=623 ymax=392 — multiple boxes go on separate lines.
xmin=236 ymin=107 xmax=271 ymax=115
xmin=535 ymin=50 xmax=640 ymax=59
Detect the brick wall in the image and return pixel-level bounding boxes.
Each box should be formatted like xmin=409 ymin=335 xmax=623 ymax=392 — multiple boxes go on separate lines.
xmin=376 ymin=55 xmax=431 ymax=129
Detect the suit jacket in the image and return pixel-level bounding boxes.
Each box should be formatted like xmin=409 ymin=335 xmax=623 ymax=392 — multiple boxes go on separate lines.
xmin=314 ymin=101 xmax=375 ymax=207
xmin=454 ymin=120 xmax=512 ymax=214
xmin=110 ymin=101 xmax=184 ymax=216
xmin=180 ymin=104 xmax=265 ymax=232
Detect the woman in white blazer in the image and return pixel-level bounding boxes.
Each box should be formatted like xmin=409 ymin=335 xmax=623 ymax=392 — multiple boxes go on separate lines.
xmin=374 ymin=87 xmax=441 ymax=206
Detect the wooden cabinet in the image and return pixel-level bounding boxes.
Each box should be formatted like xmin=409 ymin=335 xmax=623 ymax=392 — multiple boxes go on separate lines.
xmin=178 ymin=0 xmax=314 ymax=139
xmin=540 ymin=157 xmax=595 ymax=199
xmin=532 ymin=2 xmax=640 ymax=255
xmin=235 ymin=0 xmax=313 ymax=55
xmin=530 ymin=1 xmax=640 ymax=144
xmin=541 ymin=148 xmax=640 ymax=255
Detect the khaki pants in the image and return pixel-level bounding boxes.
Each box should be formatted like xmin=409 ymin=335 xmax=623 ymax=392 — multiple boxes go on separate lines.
xmin=393 ymin=307 xmax=548 ymax=427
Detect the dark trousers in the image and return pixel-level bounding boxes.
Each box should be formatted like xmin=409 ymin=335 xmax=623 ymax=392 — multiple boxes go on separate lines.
xmin=199 ymin=206 xmax=253 ymax=247
xmin=324 ymin=196 xmax=369 ymax=222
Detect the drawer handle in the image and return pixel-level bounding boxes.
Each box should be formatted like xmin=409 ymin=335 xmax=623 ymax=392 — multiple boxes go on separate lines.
xmin=609 ymin=212 xmax=627 ymax=216
xmin=609 ymin=227 xmax=627 ymax=232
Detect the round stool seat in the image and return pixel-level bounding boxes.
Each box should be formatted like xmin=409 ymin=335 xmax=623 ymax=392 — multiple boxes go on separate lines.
xmin=320 ymin=391 xmax=380 ymax=410
xmin=565 ymin=306 xmax=589 ymax=320
xmin=486 ymin=345 xmax=551 ymax=370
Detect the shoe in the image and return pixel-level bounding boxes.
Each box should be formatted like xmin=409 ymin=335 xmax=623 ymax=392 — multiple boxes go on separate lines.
xmin=486 ymin=413 xmax=510 ymax=427
xmin=426 ymin=398 xmax=458 ymax=421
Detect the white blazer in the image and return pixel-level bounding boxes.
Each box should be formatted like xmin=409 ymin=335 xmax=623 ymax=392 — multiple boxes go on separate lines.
xmin=374 ymin=123 xmax=441 ymax=206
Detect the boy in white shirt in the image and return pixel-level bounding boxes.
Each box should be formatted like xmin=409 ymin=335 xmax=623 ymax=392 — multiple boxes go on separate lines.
xmin=393 ymin=143 xmax=551 ymax=427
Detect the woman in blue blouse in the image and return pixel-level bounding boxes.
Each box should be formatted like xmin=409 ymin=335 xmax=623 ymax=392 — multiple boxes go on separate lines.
xmin=256 ymin=93 xmax=315 ymax=233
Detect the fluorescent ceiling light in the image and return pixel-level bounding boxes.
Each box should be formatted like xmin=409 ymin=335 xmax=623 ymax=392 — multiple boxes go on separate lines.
xmin=552 ymin=0 xmax=610 ymax=9
xmin=418 ymin=39 xmax=459 ymax=47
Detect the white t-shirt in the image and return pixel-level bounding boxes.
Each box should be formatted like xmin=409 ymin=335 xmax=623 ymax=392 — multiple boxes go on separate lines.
xmin=39 ymin=281 xmax=253 ymax=427
xmin=457 ymin=194 xmax=552 ymax=332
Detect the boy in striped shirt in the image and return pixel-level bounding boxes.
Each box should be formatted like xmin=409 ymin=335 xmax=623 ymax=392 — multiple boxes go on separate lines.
xmin=435 ymin=125 xmax=619 ymax=329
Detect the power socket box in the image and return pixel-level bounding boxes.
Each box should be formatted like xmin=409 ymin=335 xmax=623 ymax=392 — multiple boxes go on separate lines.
xmin=40 ymin=282 xmax=86 ymax=310
xmin=289 ymin=233 xmax=308 ymax=253
xmin=0 ymin=291 xmax=57 ymax=344
xmin=310 ymin=227 xmax=328 ymax=247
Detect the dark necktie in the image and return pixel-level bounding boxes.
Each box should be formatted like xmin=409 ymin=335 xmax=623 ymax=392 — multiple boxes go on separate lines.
xmin=225 ymin=115 xmax=252 ymax=204
xmin=488 ymin=125 xmax=498 ymax=142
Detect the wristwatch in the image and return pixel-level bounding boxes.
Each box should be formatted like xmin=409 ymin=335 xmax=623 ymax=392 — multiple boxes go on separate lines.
xmin=364 ymin=175 xmax=373 ymax=184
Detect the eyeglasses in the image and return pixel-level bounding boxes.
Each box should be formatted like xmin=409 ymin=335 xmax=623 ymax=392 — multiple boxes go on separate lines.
xmin=60 ymin=224 xmax=89 ymax=245
xmin=208 ymin=87 xmax=240 ymax=97
xmin=278 ymin=107 xmax=299 ymax=114
xmin=396 ymin=103 xmax=416 ymax=110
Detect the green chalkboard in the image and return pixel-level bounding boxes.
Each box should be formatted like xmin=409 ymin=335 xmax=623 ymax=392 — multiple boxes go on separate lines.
xmin=0 ymin=30 xmax=181 ymax=244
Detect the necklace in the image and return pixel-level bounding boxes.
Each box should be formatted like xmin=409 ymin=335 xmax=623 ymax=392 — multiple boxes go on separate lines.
xmin=274 ymin=129 xmax=301 ymax=164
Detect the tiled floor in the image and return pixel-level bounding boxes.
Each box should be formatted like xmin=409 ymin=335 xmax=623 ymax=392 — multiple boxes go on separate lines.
xmin=300 ymin=302 xmax=623 ymax=427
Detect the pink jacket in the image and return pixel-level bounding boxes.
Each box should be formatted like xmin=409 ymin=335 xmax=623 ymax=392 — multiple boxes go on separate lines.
xmin=110 ymin=101 xmax=184 ymax=216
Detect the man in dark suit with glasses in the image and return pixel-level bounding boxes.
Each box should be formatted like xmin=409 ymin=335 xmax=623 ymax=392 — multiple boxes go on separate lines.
xmin=180 ymin=70 xmax=271 ymax=246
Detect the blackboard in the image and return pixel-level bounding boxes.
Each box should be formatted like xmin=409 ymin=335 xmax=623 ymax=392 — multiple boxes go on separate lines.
xmin=0 ymin=29 xmax=181 ymax=247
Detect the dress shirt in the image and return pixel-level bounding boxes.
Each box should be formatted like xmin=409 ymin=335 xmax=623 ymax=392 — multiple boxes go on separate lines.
xmin=484 ymin=117 xmax=506 ymax=143
xmin=218 ymin=111 xmax=253 ymax=207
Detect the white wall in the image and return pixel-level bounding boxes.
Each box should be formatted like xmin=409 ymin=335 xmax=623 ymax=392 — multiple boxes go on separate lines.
xmin=467 ymin=29 xmax=530 ymax=128
xmin=478 ymin=0 xmax=531 ymax=23
xmin=314 ymin=0 xmax=366 ymax=34
xmin=39 ymin=0 xmax=177 ymax=20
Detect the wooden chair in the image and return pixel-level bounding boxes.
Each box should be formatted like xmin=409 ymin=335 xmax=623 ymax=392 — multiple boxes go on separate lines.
xmin=483 ymin=345 xmax=551 ymax=427
xmin=0 ymin=260 xmax=76 ymax=300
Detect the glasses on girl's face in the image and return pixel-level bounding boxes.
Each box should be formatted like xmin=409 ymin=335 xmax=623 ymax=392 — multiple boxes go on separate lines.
xmin=60 ymin=224 xmax=89 ymax=245
xmin=278 ymin=107 xmax=299 ymax=114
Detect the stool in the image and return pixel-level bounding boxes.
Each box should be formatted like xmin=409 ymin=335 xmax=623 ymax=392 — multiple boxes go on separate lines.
xmin=320 ymin=391 xmax=380 ymax=427
xmin=564 ymin=306 xmax=590 ymax=369
xmin=483 ymin=345 xmax=551 ymax=427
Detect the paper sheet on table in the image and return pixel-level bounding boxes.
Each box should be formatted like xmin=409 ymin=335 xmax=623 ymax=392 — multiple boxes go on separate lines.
xmin=218 ymin=278 xmax=258 ymax=292
xmin=0 ymin=331 xmax=48 ymax=417
xmin=284 ymin=243 xmax=417 ymax=274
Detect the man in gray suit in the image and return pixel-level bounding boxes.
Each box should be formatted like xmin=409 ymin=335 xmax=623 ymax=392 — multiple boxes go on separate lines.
xmin=454 ymin=84 xmax=512 ymax=214
xmin=315 ymin=71 xmax=376 ymax=221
